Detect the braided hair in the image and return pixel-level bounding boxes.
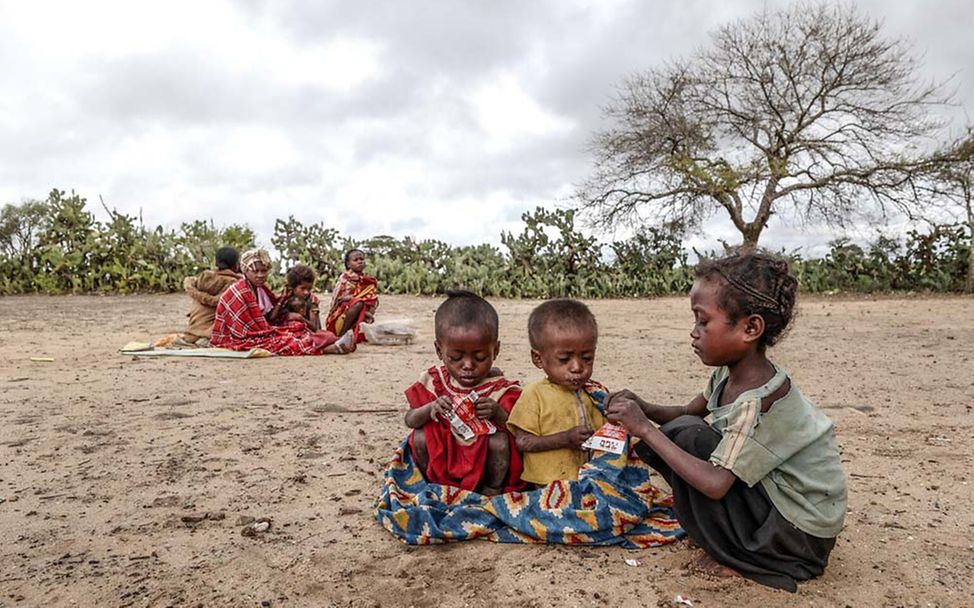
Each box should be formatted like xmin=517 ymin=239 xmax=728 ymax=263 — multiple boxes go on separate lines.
xmin=695 ymin=253 xmax=798 ymax=350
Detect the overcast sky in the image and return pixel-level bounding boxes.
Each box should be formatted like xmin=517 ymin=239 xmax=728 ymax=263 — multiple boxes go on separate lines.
xmin=1 ymin=0 xmax=971 ymax=256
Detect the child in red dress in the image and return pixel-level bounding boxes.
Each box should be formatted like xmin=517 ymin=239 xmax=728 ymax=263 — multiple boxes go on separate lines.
xmin=403 ymin=290 xmax=524 ymax=495
xmin=325 ymin=248 xmax=378 ymax=342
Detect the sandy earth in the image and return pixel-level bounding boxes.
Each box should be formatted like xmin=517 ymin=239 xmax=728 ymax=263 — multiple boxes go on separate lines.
xmin=0 ymin=293 xmax=972 ymax=608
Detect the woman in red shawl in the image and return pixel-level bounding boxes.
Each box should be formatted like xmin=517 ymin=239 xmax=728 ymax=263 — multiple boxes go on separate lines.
xmin=325 ymin=248 xmax=379 ymax=343
xmin=211 ymin=248 xmax=356 ymax=355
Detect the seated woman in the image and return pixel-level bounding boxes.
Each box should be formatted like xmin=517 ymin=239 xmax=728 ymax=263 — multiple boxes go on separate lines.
xmin=211 ymin=248 xmax=355 ymax=355
xmin=325 ymin=248 xmax=379 ymax=343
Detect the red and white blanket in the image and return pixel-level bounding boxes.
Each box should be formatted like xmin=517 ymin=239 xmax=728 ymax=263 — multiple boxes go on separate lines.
xmin=211 ymin=278 xmax=337 ymax=356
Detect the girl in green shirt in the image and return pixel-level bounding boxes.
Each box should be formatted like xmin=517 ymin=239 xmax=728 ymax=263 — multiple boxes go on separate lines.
xmin=606 ymin=253 xmax=847 ymax=592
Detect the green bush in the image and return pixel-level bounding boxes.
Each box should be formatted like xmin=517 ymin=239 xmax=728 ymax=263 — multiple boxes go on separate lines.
xmin=1 ymin=189 xmax=970 ymax=297
xmin=0 ymin=190 xmax=255 ymax=294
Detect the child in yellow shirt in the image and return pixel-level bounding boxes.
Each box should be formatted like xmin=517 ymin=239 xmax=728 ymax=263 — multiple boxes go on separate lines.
xmin=507 ymin=299 xmax=607 ymax=485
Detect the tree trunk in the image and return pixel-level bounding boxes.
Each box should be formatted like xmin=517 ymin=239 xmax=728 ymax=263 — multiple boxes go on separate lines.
xmin=737 ymin=187 xmax=775 ymax=253
xmin=739 ymin=223 xmax=763 ymax=253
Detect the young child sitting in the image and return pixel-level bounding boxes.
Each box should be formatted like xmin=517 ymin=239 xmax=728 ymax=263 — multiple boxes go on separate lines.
xmin=506 ymin=299 xmax=607 ymax=486
xmin=403 ymin=290 xmax=524 ymax=495
xmin=325 ymin=248 xmax=379 ymax=343
xmin=180 ymin=246 xmax=241 ymax=346
xmin=606 ymin=253 xmax=847 ymax=592
xmin=272 ymin=264 xmax=321 ymax=331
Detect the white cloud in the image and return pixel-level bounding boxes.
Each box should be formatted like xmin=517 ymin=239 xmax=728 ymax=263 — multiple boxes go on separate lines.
xmin=468 ymin=72 xmax=576 ymax=154
xmin=0 ymin=0 xmax=971 ymax=254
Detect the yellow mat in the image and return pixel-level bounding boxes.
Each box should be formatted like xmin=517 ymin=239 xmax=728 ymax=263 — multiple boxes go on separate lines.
xmin=120 ymin=342 xmax=273 ymax=359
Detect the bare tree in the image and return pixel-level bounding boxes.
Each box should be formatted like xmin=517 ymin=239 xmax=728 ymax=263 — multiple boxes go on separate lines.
xmin=580 ymin=2 xmax=954 ymax=250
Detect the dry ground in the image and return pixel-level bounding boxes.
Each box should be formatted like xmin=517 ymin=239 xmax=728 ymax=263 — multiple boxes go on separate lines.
xmin=1 ymin=293 xmax=972 ymax=608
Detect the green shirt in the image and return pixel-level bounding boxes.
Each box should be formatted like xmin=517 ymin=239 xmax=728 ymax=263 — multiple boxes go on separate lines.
xmin=704 ymin=365 xmax=847 ymax=538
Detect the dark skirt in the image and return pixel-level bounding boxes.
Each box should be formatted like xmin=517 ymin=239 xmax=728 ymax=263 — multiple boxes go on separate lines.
xmin=634 ymin=416 xmax=836 ymax=592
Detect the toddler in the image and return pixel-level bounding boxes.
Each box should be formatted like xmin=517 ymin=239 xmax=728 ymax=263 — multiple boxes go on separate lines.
xmin=507 ymin=299 xmax=608 ymax=486
xmin=404 ymin=290 xmax=524 ymax=495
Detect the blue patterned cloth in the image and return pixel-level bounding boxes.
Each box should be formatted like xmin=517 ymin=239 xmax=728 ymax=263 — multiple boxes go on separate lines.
xmin=375 ymin=384 xmax=684 ymax=547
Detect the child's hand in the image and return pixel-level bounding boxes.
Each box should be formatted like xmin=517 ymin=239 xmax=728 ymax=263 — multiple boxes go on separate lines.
xmin=567 ymin=425 xmax=594 ymax=449
xmin=606 ymin=397 xmax=651 ymax=436
xmin=474 ymin=398 xmax=500 ymax=420
xmin=428 ymin=396 xmax=452 ymax=422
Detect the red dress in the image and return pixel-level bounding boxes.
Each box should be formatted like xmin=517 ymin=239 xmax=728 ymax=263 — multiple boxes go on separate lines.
xmin=406 ymin=365 xmax=525 ymax=493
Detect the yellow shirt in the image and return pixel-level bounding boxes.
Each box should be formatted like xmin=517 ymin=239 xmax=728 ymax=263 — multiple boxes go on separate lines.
xmin=506 ymin=379 xmax=607 ymax=485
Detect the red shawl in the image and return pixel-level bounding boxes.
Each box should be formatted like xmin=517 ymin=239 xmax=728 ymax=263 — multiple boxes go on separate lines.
xmin=325 ymin=270 xmax=379 ymax=343
xmin=406 ymin=365 xmax=525 ymax=492
xmin=211 ymin=278 xmax=338 ymax=355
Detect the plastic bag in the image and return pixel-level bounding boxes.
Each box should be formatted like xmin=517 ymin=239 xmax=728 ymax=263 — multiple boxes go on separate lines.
xmin=362 ymin=320 xmax=418 ymax=346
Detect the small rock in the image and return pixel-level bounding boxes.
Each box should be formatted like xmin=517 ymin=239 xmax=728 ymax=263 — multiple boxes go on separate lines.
xmin=241 ymin=525 xmax=258 ymax=537
xmin=241 ymin=518 xmax=272 ymax=537
xmin=181 ymin=513 xmax=207 ymax=524
xmin=206 ymin=511 xmax=226 ymax=521
xmin=151 ymin=496 xmax=180 ymax=508
xmin=236 ymin=515 xmax=256 ymax=526
xmin=338 ymin=507 xmax=362 ymax=516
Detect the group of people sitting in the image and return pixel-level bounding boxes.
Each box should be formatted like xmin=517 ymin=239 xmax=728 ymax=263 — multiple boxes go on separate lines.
xmin=179 ymin=246 xmax=846 ymax=591
xmin=399 ymin=253 xmax=847 ymax=592
xmin=179 ymin=246 xmax=378 ymax=355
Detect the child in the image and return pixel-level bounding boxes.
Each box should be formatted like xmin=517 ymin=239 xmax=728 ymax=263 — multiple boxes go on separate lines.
xmin=273 ymin=264 xmax=321 ymax=331
xmin=506 ymin=299 xmax=607 ymax=486
xmin=325 ymin=248 xmax=378 ymax=343
xmin=403 ymin=290 xmax=524 ymax=495
xmin=605 ymin=253 xmax=847 ymax=592
xmin=180 ymin=246 xmax=241 ymax=346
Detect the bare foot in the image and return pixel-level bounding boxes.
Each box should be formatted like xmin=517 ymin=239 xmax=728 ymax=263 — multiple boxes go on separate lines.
xmin=691 ymin=553 xmax=741 ymax=579
xmin=330 ymin=331 xmax=357 ymax=354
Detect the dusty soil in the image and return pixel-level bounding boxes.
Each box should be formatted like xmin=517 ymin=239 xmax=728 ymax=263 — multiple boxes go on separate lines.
xmin=0 ymin=293 xmax=972 ymax=608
